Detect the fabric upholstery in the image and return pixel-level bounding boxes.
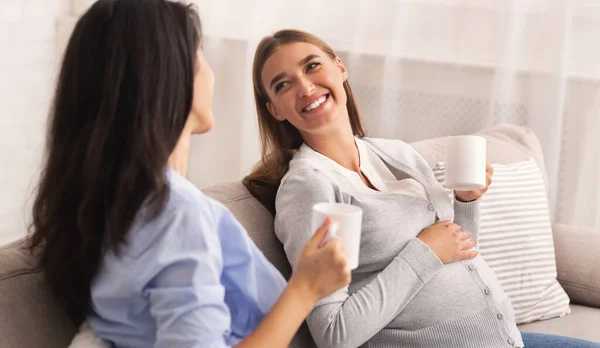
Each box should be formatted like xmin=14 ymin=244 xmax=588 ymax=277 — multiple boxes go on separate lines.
xmin=552 ymin=223 xmax=600 ymax=308
xmin=0 ymin=239 xmax=77 ymax=348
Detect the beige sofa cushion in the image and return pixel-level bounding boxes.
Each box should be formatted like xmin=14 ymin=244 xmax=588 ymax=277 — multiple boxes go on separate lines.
xmin=552 ymin=223 xmax=600 ymax=308
xmin=0 ymin=239 xmax=76 ymax=348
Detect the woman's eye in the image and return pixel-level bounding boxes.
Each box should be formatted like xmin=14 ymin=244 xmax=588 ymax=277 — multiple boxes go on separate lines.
xmin=275 ymin=81 xmax=289 ymax=93
xmin=306 ymin=62 xmax=320 ymax=71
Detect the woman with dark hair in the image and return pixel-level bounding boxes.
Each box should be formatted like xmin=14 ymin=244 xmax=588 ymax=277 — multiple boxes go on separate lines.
xmin=28 ymin=1 xmax=350 ymax=347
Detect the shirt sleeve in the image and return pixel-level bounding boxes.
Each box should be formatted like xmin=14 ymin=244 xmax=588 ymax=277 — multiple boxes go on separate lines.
xmin=137 ymin=203 xmax=234 ymax=348
xmin=275 ymin=169 xmax=443 ymax=348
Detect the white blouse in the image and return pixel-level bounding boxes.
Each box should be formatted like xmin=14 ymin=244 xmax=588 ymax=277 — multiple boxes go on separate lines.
xmin=322 ymin=137 xmax=429 ymax=199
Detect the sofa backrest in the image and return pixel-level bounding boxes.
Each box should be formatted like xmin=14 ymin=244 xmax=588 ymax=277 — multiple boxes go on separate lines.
xmin=0 ymin=239 xmax=77 ymax=348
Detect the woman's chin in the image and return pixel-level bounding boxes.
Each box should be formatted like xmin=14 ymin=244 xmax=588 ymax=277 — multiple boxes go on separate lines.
xmin=304 ymin=113 xmax=344 ymax=135
xmin=191 ymin=112 xmax=215 ymax=135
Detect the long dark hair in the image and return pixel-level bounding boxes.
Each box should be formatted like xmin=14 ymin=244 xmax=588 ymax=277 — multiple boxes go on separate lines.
xmin=28 ymin=0 xmax=202 ymax=326
xmin=244 ymin=29 xmax=366 ymax=214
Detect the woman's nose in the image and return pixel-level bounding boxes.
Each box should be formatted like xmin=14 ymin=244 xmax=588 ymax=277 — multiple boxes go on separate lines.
xmin=297 ymin=76 xmax=315 ymax=97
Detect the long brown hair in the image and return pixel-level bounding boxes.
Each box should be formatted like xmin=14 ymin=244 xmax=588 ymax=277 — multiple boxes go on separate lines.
xmin=28 ymin=0 xmax=202 ymax=325
xmin=244 ymin=29 xmax=366 ymax=214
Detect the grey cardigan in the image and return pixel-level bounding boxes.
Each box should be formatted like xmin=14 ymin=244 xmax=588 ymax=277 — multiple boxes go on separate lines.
xmin=274 ymin=137 xmax=523 ymax=348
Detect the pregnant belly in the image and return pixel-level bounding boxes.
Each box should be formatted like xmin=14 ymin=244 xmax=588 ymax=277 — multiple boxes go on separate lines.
xmin=388 ymin=261 xmax=489 ymax=330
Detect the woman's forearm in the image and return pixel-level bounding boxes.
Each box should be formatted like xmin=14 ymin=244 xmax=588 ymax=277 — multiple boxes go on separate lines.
xmin=235 ymin=277 xmax=316 ymax=348
xmin=306 ymin=238 xmax=443 ymax=348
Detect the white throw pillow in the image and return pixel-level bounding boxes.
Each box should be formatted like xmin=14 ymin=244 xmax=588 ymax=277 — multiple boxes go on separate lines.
xmin=68 ymin=321 xmax=109 ymax=348
xmin=433 ymin=159 xmax=571 ymax=324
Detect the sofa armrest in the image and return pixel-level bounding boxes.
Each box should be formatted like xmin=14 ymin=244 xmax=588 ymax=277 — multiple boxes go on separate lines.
xmin=552 ymin=223 xmax=600 ymax=308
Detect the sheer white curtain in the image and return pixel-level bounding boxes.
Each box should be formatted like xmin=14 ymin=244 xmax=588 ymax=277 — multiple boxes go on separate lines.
xmin=184 ymin=0 xmax=600 ymax=230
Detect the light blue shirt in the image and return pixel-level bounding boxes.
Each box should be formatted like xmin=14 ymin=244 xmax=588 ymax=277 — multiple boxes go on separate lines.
xmin=89 ymin=169 xmax=287 ymax=347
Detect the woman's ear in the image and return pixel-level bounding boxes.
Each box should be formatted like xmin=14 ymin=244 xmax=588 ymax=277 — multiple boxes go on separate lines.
xmin=335 ymin=57 xmax=348 ymax=81
xmin=266 ymin=101 xmax=285 ymax=121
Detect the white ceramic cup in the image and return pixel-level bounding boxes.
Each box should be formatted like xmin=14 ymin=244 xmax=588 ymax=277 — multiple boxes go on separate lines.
xmin=311 ymin=202 xmax=363 ymax=270
xmin=444 ymin=135 xmax=487 ymax=191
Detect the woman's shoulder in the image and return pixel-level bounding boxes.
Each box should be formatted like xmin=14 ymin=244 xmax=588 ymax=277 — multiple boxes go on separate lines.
xmin=276 ymin=162 xmax=339 ymax=213
xmin=160 ymin=170 xmax=225 ymax=220
xmin=166 ymin=174 xmax=218 ymax=211
xmin=282 ymin=157 xmax=336 ymax=193
xmin=125 ymin=171 xmax=228 ymax=258
xmin=284 ymin=143 xmax=348 ymax=185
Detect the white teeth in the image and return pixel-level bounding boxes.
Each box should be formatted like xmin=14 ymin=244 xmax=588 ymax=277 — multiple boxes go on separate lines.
xmin=304 ymin=95 xmax=327 ymax=112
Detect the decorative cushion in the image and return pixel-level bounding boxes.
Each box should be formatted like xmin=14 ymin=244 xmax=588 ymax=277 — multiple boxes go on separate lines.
xmin=433 ymin=159 xmax=571 ymax=324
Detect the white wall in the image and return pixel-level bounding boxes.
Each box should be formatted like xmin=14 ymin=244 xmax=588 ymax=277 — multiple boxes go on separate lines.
xmin=1 ymin=1 xmax=598 ymax=246
xmin=0 ymin=0 xmax=72 ymax=245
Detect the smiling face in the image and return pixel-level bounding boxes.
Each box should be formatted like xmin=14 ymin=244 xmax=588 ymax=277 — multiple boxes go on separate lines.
xmin=260 ymin=42 xmax=350 ymax=138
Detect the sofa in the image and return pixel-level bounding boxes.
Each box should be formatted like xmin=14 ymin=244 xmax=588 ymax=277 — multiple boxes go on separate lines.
xmin=1 ymin=124 xmax=599 ymax=348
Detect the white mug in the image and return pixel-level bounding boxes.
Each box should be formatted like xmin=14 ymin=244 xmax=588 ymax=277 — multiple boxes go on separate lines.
xmin=444 ymin=135 xmax=487 ymax=191
xmin=311 ymin=202 xmax=363 ymax=270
